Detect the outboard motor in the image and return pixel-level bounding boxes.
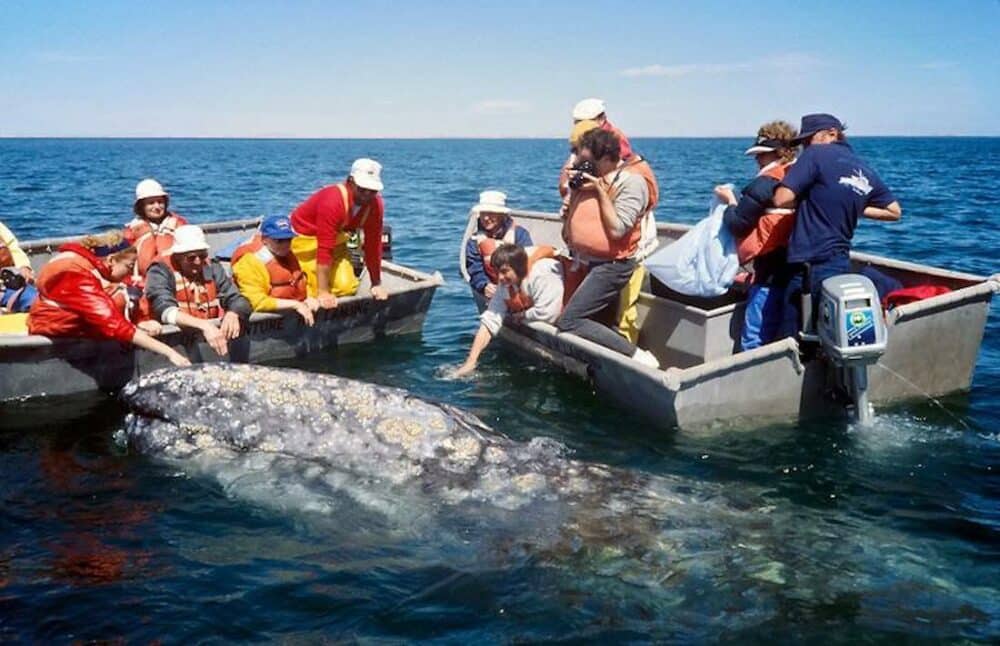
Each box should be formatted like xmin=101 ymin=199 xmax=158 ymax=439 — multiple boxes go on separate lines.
xmin=816 ymin=274 xmax=887 ymax=424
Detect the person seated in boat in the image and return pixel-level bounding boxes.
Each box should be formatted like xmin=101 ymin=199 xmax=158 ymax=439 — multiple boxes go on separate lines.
xmin=231 ymin=215 xmax=319 ymax=326
xmin=144 ymin=225 xmax=252 ymax=357
xmin=123 ymin=179 xmax=188 ymax=286
xmin=771 ymin=114 xmax=902 ymax=338
xmin=1 ymin=220 xmax=38 ymax=315
xmin=557 ymin=128 xmax=660 ymax=369
xmin=465 ymin=190 xmax=533 ymax=299
xmin=289 ymin=158 xmax=387 ymax=309
xmin=714 ymin=120 xmax=798 ymax=350
xmin=454 ymin=243 xmax=563 ymax=377
xmin=27 ymin=231 xmax=190 ymax=367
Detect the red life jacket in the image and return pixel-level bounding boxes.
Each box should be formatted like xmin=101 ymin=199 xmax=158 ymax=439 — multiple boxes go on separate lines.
xmin=124 ymin=213 xmax=187 ymax=281
xmin=565 ymin=171 xmax=643 ymax=261
xmin=169 ymin=258 xmax=220 ymax=320
xmin=503 ymin=245 xmax=557 ymax=313
xmin=232 ymin=234 xmax=307 ymax=300
xmin=736 ymin=162 xmax=795 ymax=265
xmin=473 ymin=225 xmax=518 ymax=283
xmin=884 ymin=285 xmax=951 ymax=309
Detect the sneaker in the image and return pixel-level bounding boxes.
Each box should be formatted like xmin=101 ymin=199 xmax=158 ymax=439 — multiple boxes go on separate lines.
xmin=632 ymin=347 xmax=660 ymax=370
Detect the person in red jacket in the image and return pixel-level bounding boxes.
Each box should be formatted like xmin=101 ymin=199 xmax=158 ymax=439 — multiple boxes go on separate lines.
xmin=28 ymin=231 xmax=191 ymax=367
xmin=289 ymin=158 xmax=387 ymax=309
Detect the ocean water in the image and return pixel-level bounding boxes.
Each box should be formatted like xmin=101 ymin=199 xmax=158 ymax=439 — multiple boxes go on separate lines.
xmin=0 ymin=137 xmax=997 ymax=642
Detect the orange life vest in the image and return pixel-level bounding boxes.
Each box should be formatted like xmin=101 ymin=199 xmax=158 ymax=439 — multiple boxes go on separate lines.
xmin=231 ymin=234 xmax=307 ymax=300
xmin=170 ymin=258 xmax=220 ymax=320
xmin=503 ymin=245 xmax=557 ymax=313
xmin=736 ymin=162 xmax=795 ymax=265
xmin=473 ymin=225 xmax=517 ymax=283
xmin=125 ymin=213 xmax=186 ymax=280
xmin=622 ymin=156 xmax=659 ymax=212
xmin=565 ymin=170 xmax=643 ymax=261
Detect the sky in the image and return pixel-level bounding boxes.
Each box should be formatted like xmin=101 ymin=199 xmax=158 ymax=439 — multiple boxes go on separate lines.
xmin=1 ymin=0 xmax=998 ymax=137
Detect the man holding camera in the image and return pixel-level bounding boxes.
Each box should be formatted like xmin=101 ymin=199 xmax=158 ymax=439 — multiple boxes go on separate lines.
xmin=0 ymin=221 xmax=37 ymax=314
xmin=557 ymin=128 xmax=659 ymax=368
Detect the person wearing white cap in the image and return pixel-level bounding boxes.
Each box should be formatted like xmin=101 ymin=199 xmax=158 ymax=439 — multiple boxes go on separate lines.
xmin=144 ymin=225 xmax=252 ymax=357
xmin=713 ymin=120 xmax=799 ymax=351
xmin=123 ymin=178 xmax=189 ymax=285
xmin=465 ymin=190 xmax=532 ymax=298
xmin=289 ymin=158 xmax=388 ymax=308
xmin=570 ymin=97 xmax=633 ymax=160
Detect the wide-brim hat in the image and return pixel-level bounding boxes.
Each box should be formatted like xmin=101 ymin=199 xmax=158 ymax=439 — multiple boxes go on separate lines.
xmin=792 ymin=113 xmax=846 ymax=143
xmin=472 ymin=190 xmax=510 ymax=216
xmin=168 ymin=224 xmax=210 ymax=255
xmin=133 ymin=178 xmax=169 ymax=215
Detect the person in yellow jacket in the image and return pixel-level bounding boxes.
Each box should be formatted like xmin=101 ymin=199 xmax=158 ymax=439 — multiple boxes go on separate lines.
xmin=231 ymin=215 xmax=321 ymax=326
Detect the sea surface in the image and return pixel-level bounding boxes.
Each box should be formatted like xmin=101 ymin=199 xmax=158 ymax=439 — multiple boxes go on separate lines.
xmin=0 ymin=137 xmax=997 ymax=643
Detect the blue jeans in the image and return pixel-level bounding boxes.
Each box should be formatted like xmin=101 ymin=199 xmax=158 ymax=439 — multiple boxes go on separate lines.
xmin=779 ymin=253 xmax=851 ymax=339
xmin=741 ymin=283 xmax=785 ymax=350
xmin=1 ymin=284 xmax=37 ymax=313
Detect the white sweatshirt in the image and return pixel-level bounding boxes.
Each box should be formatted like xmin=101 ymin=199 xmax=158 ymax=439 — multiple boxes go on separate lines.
xmin=480 ymin=258 xmax=564 ymax=336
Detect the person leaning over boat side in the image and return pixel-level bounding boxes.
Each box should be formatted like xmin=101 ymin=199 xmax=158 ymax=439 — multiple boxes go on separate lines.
xmin=289 ymin=158 xmax=387 ymax=309
xmin=465 ymin=191 xmax=533 ymax=299
xmin=715 ymin=121 xmax=799 ymax=350
xmin=123 ymin=179 xmax=188 ymax=285
xmin=771 ymin=114 xmax=902 ymax=338
xmin=231 ymin=215 xmax=319 ymax=326
xmin=144 ymin=225 xmax=251 ymax=357
xmin=0 ymin=220 xmax=38 ymax=314
xmin=454 ymin=243 xmax=563 ymax=377
xmin=27 ymin=231 xmax=190 ymax=366
xmin=557 ymin=128 xmax=659 ymax=369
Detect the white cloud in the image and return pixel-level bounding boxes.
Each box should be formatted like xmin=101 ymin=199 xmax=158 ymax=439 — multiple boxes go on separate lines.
xmin=472 ymin=100 xmax=531 ymax=115
xmin=622 ymin=53 xmax=822 ymax=78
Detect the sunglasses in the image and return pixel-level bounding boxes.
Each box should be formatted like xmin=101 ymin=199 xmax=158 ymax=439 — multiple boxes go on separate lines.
xmin=181 ymin=251 xmax=209 ymax=262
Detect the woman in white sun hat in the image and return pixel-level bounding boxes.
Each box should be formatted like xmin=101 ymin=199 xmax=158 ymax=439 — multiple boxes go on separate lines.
xmin=123 ymin=178 xmax=188 ymax=285
xmin=464 ymin=190 xmax=532 ymax=299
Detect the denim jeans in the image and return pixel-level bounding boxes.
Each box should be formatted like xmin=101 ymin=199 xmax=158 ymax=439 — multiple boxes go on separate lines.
xmin=557 ymin=258 xmax=637 ymax=357
xmin=779 ymin=253 xmax=851 ymax=339
xmin=741 ymin=283 xmax=785 ymax=350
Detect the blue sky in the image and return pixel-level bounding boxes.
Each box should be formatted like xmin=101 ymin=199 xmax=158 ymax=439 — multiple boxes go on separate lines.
xmin=1 ymin=0 xmax=997 ymax=137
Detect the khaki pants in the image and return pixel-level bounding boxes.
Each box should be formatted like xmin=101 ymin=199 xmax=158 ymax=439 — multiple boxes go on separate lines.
xmin=291 ymin=234 xmax=359 ymax=298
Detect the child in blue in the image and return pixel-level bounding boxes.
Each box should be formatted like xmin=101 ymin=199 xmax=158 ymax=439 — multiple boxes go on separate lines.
xmin=772 ymin=114 xmax=902 ymax=338
xmin=465 ymin=190 xmax=532 ymax=299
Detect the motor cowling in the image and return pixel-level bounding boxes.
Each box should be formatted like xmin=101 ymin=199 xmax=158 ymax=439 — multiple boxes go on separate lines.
xmin=816 ymin=274 xmax=887 ymax=423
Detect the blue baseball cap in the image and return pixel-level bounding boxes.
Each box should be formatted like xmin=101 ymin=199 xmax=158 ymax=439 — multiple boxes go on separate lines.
xmin=260 ymin=215 xmax=296 ymax=240
xmin=793 ymin=113 xmax=846 ymax=143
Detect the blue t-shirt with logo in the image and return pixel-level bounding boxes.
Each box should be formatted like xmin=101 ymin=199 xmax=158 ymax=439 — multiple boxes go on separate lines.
xmin=781 ymin=142 xmax=895 ymax=263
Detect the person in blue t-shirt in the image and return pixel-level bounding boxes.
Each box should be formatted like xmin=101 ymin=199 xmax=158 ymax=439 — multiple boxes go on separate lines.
xmin=772 ymin=113 xmax=902 ymax=338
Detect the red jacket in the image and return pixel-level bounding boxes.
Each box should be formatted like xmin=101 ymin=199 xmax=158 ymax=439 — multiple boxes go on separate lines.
xmin=289 ymin=184 xmax=384 ymax=285
xmin=28 ymin=243 xmax=137 ymax=343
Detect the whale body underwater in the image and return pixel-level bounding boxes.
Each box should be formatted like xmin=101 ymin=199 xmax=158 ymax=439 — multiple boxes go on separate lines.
xmin=119 ymin=363 xmax=973 ymax=613
xmin=120 ymin=364 xmax=769 ymax=586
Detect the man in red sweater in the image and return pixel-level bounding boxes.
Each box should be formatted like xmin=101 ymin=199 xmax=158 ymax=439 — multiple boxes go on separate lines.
xmin=289 ymin=158 xmax=387 ymax=308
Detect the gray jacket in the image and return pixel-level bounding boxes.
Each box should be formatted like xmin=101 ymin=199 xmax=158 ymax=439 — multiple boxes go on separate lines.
xmin=145 ymin=261 xmax=252 ymax=325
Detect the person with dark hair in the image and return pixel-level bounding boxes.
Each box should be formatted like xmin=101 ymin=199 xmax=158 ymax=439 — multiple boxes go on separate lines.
xmin=454 ymin=243 xmax=562 ymax=377
xmin=771 ymin=113 xmax=902 ymax=338
xmin=715 ymin=120 xmax=799 ymax=350
xmin=558 ymin=128 xmax=659 ymax=368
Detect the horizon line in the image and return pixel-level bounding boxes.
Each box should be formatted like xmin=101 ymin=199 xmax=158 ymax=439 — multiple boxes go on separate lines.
xmin=1 ymin=134 xmax=998 ymax=141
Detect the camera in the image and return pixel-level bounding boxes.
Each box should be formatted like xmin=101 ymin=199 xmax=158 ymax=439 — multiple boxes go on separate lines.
xmin=568 ymin=160 xmax=597 ymax=190
xmin=1 ymin=268 xmax=26 ymax=291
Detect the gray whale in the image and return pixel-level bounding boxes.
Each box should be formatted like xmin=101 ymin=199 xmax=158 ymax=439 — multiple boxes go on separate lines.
xmin=120 ymin=364 xmax=764 ymax=585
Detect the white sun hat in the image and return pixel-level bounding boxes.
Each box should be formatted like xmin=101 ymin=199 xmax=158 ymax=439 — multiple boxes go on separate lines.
xmin=133 ymin=178 xmax=169 ymax=214
xmin=350 ymin=158 xmax=384 ymax=191
xmin=572 ymin=98 xmax=606 ymax=121
xmin=472 ymin=190 xmax=510 ymax=216
xmin=168 ymin=225 xmax=210 ymax=255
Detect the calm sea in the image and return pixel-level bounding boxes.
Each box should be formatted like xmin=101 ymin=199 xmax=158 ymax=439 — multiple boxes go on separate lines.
xmin=0 ymin=138 xmax=997 ymax=642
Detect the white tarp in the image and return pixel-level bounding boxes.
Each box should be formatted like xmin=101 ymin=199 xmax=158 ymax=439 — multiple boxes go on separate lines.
xmin=644 ymin=188 xmax=739 ymax=296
